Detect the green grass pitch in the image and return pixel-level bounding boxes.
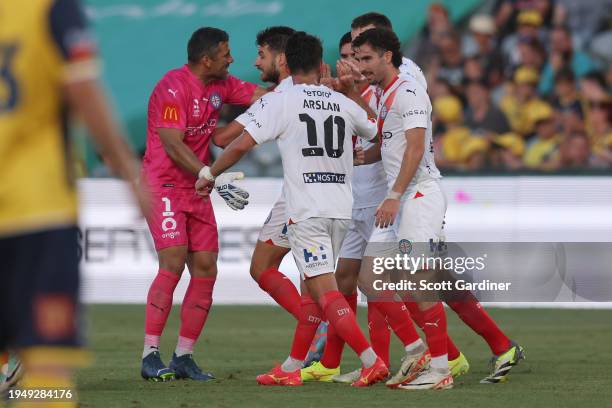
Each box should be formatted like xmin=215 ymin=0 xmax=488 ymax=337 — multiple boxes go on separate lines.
xmin=77 ymin=305 xmax=612 ymax=408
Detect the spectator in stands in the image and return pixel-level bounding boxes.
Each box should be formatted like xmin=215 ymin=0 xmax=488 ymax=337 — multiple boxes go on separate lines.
xmin=554 ymin=0 xmax=612 ymax=49
xmin=409 ymin=3 xmax=454 ymax=68
xmin=501 ymin=66 xmax=553 ymax=136
xmin=495 ymin=0 xmax=555 ymax=38
xmin=430 ymin=77 xmax=455 ymax=100
xmin=434 ymin=95 xmax=488 ymax=170
xmin=580 ymin=71 xmax=609 ymax=103
xmin=465 ymin=78 xmax=511 ymax=136
xmin=489 ymin=132 xmax=526 ymax=170
xmin=428 ymin=31 xmax=465 ymax=90
xmin=538 ymin=25 xmax=598 ymax=95
xmin=515 ymin=36 xmax=547 ymax=73
xmin=462 ymin=14 xmax=505 ymax=88
xmin=557 ymin=132 xmax=592 ymax=169
xmin=523 ymin=105 xmax=562 ymax=170
xmin=502 ymin=10 xmax=548 ymax=69
xmin=552 ymin=67 xmax=587 ymax=135
xmin=586 ymin=99 xmax=612 ymax=168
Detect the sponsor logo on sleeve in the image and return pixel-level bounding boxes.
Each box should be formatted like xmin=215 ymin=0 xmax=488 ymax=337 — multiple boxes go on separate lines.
xmin=162 ymin=103 xmax=180 ymax=123
xmin=402 ymin=109 xmax=427 ymax=117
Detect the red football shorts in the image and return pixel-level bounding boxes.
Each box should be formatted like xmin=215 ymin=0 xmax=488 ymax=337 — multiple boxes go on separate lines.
xmin=145 ymin=188 xmax=218 ymax=252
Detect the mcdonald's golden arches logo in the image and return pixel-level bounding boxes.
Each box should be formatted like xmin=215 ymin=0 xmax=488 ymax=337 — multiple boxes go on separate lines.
xmin=162 ymin=103 xmax=180 ymax=123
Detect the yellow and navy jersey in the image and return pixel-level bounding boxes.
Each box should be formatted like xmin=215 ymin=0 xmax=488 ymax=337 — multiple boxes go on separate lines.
xmin=0 ymin=0 xmax=98 ymax=237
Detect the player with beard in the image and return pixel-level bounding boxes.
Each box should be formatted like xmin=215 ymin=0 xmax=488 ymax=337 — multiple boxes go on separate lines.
xmin=196 ymin=31 xmax=389 ymax=388
xmin=333 ymin=14 xmax=525 ymax=386
xmin=140 ymin=27 xmax=267 ymax=382
xmin=210 ymin=26 xmax=306 ymax=325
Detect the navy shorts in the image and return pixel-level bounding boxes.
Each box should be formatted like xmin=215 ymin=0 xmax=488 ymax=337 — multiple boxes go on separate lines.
xmin=0 ymin=226 xmax=82 ymax=351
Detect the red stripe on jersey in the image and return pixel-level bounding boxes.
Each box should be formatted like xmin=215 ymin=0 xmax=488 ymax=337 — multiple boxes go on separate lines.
xmin=377 ymin=77 xmax=406 ymax=136
xmin=414 ymin=191 xmax=424 ymax=198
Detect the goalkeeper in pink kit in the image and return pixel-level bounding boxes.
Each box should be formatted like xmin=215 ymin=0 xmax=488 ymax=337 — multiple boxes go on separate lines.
xmin=140 ymin=27 xmax=267 ymax=381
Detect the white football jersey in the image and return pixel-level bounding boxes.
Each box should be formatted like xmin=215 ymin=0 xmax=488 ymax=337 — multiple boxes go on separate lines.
xmin=377 ymin=76 xmax=440 ymax=194
xmin=352 ymin=85 xmax=387 ymax=208
xmin=399 ymin=57 xmax=427 ymax=91
xmin=235 ymin=76 xmax=294 ymax=126
xmin=245 ymin=84 xmax=378 ymax=222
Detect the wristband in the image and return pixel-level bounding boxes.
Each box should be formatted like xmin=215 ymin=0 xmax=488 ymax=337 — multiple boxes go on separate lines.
xmin=198 ymin=166 xmax=215 ymax=182
xmin=386 ymin=190 xmax=402 ymax=200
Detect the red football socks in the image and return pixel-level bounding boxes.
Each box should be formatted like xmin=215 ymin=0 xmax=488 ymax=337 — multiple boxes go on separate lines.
xmin=319 ymin=291 xmax=370 ymax=356
xmin=420 ymin=303 xmax=448 ymax=358
xmin=447 ymin=299 xmax=511 ymax=355
xmin=178 ymin=277 xmax=215 ymax=342
xmin=405 ymin=301 xmax=460 ymax=360
xmin=290 ymin=295 xmax=324 ymax=360
xmin=145 ymin=269 xmax=180 ymax=338
xmin=369 ymin=298 xmax=421 ymax=347
xmin=320 ymin=292 xmax=357 ymax=368
xmin=258 ymin=268 xmax=301 ymax=320
xmin=367 ymin=302 xmax=391 ymax=367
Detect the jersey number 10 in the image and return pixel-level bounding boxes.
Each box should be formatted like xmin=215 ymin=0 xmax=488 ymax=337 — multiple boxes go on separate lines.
xmin=299 ymin=113 xmax=345 ymax=158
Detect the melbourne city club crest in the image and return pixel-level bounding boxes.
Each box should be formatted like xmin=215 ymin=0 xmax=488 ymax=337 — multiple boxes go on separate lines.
xmin=210 ymin=93 xmax=222 ymax=110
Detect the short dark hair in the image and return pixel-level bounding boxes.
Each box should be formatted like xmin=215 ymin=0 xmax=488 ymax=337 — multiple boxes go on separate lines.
xmin=285 ymin=31 xmax=323 ymax=75
xmin=188 ymin=27 xmax=228 ymax=62
xmin=554 ymin=67 xmax=575 ymax=83
xmin=339 ymin=32 xmax=352 ymax=51
xmin=351 ymin=12 xmax=392 ymax=30
xmin=256 ymin=26 xmax=295 ymax=53
xmin=352 ymin=28 xmax=402 ymax=68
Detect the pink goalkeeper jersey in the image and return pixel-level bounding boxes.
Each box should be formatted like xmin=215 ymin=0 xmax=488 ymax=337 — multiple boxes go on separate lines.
xmin=142 ymin=65 xmax=257 ymax=189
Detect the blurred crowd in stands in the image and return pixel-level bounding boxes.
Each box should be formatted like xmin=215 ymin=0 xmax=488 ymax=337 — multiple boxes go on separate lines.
xmin=88 ymin=0 xmax=612 ymax=176
xmin=408 ymin=0 xmax=612 ymax=172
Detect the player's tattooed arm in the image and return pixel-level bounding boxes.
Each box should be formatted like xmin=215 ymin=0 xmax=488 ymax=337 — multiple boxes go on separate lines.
xmin=158 ymin=128 xmax=206 ymax=175
xmin=212 ymin=120 xmax=246 ymax=148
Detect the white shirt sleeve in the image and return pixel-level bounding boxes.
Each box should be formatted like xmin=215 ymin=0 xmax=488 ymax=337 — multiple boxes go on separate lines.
xmin=347 ymin=97 xmax=378 ymax=141
xmin=244 ymin=93 xmax=286 ymax=144
xmin=398 ymin=85 xmax=430 ymax=131
xmin=235 ymin=94 xmax=270 ymax=126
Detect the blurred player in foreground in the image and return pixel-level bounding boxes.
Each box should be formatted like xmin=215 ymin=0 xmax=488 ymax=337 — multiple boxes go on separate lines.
xmin=196 ymin=31 xmax=390 ymax=387
xmin=140 ymin=27 xmax=267 ymax=382
xmin=0 ymin=0 xmax=148 ymax=406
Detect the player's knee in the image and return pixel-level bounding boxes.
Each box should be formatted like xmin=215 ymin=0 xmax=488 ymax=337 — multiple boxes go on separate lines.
xmin=191 ymin=257 xmax=218 ymax=278
xmin=158 ymin=254 xmax=187 ymax=275
xmin=249 ymin=243 xmax=284 ymax=282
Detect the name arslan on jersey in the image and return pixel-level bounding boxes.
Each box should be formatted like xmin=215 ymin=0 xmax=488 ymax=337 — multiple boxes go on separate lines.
xmin=302 ymin=99 xmax=341 ymax=112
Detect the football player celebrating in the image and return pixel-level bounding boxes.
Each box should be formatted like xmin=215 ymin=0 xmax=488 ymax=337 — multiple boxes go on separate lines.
xmin=196 ymin=32 xmax=389 ymax=387
xmin=212 ymin=26 xmax=304 ymax=324
xmin=140 ymin=27 xmax=267 ymax=382
xmin=347 ymin=13 xmax=524 ymax=386
xmin=351 ymin=27 xmax=454 ymax=390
